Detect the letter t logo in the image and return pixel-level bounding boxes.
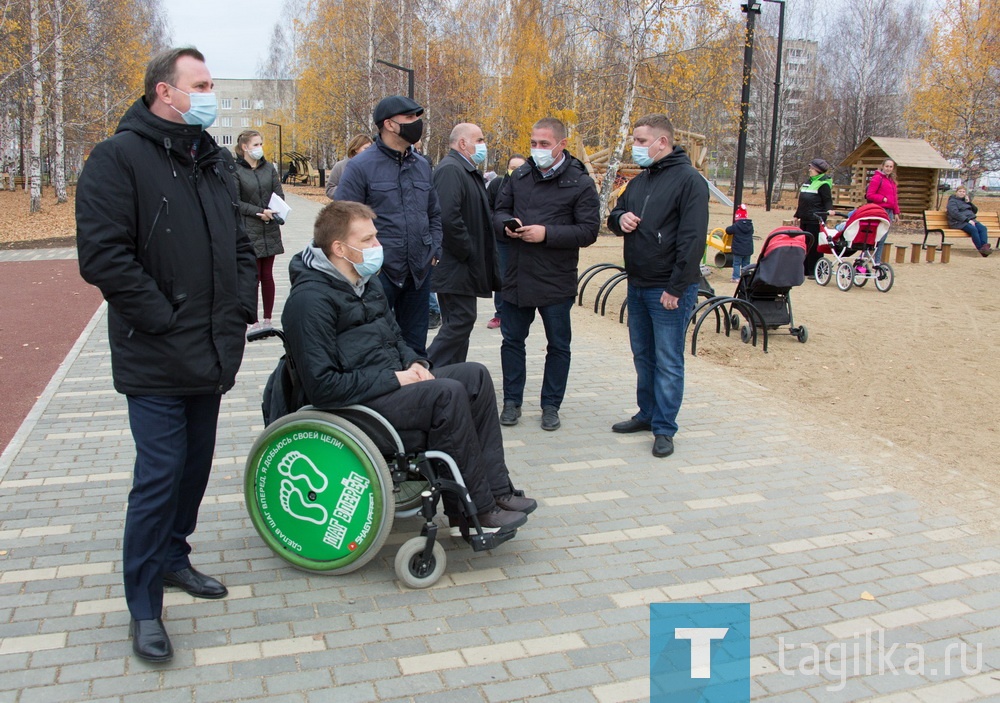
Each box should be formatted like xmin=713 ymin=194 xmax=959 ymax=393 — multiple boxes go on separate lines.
xmin=674 ymin=627 xmax=729 ymax=678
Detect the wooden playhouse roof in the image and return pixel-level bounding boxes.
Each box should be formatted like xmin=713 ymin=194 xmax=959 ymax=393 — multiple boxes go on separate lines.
xmin=839 ymin=137 xmax=952 ymax=169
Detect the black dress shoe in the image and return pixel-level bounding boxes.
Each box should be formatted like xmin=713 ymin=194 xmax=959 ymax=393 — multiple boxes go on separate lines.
xmin=612 ymin=418 xmax=652 ymax=434
xmin=163 ymin=567 xmax=228 ymax=599
xmin=652 ymin=434 xmax=674 ymax=457
xmin=130 ymin=618 xmax=173 ymax=662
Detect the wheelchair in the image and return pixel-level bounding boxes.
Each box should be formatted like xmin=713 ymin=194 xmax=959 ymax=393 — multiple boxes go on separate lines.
xmin=244 ymin=328 xmax=517 ymax=588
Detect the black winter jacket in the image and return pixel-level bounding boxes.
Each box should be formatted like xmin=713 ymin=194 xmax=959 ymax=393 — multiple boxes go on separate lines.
xmin=492 ymin=152 xmax=600 ymax=306
xmin=793 ymin=174 xmax=834 ymax=224
xmin=76 ymin=98 xmax=258 ymax=396
xmin=946 ymin=194 xmax=978 ymax=228
xmin=281 ymin=252 xmax=423 ymax=408
xmin=725 ymin=219 xmax=755 ymax=257
xmin=431 ymin=150 xmax=500 ymax=297
xmin=608 ymin=146 xmax=709 ymax=296
xmin=333 ymin=137 xmax=443 ymax=288
xmin=234 ymin=155 xmax=285 ymax=258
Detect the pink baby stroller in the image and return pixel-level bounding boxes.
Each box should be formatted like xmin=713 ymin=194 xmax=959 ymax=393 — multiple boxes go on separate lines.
xmin=814 ymin=204 xmax=894 ymax=292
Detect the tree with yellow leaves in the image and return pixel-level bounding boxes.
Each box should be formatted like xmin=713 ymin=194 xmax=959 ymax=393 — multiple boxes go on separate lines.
xmin=907 ymin=0 xmax=999 ymax=185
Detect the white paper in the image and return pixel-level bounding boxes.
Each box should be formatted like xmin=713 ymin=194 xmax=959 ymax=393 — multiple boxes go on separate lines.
xmin=268 ymin=193 xmax=291 ymax=222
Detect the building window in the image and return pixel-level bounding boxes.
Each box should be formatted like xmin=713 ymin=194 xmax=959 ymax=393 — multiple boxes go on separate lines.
xmin=221 ymin=98 xmax=232 ymax=110
xmin=219 ymin=135 xmax=233 ymax=145
xmin=241 ymin=117 xmax=250 ymax=127
xmin=254 ymin=99 xmax=264 ymax=109
xmin=240 ymin=99 xmax=250 ymax=110
xmin=219 ymin=117 xmax=232 ymax=127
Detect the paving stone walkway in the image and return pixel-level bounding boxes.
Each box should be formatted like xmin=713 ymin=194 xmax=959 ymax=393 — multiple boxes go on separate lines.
xmin=0 ymin=194 xmax=997 ymax=702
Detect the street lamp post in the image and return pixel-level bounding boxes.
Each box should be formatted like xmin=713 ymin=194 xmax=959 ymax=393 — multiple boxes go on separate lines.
xmin=266 ymin=121 xmax=283 ymax=181
xmin=733 ymin=1 xmax=762 ymax=219
xmin=375 ymin=59 xmax=415 ymax=100
xmin=764 ymin=0 xmax=786 ymax=211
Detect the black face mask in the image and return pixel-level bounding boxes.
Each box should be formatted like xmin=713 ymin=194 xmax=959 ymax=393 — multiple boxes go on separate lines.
xmin=393 ymin=118 xmax=424 ymax=145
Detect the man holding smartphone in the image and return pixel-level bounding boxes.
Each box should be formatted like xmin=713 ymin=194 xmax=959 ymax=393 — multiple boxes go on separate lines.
xmin=607 ymin=113 xmax=708 ymax=458
xmin=492 ymin=117 xmax=600 ymax=431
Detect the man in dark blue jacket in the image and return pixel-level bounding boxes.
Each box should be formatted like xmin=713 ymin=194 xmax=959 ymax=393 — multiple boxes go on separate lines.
xmin=607 ymin=114 xmax=708 ymax=458
xmin=334 ymin=95 xmax=443 ymax=355
xmin=76 ymin=48 xmax=258 ymax=662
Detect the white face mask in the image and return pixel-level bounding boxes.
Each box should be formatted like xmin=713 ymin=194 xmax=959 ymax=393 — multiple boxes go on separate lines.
xmin=248 ymin=146 xmax=264 ymax=161
xmin=531 ymin=147 xmax=557 ymax=170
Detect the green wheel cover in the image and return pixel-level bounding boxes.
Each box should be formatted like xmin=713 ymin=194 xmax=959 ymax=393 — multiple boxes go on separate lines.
xmin=245 ymin=412 xmax=393 ymax=572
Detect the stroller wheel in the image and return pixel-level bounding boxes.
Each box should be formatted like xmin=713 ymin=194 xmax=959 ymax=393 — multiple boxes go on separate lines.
xmin=815 ymin=258 xmax=832 ymax=286
xmin=740 ymin=324 xmax=752 ymax=344
xmin=836 ymin=262 xmax=853 ymax=291
xmin=875 ymin=263 xmax=895 ymax=292
xmin=729 ymin=313 xmax=740 ymax=330
xmin=796 ymin=326 xmax=808 ymax=343
xmin=853 ymin=269 xmax=869 ymax=287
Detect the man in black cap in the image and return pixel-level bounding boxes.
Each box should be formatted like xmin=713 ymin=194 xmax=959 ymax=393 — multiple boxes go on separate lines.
xmin=334 ymin=96 xmax=442 ymax=355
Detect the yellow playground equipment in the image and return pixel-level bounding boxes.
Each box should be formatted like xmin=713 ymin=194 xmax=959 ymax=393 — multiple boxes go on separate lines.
xmin=706 ymin=227 xmax=732 ymax=268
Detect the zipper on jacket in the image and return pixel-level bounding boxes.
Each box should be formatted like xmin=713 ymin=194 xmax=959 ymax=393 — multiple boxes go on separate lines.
xmin=144 ymin=197 xmax=169 ymax=253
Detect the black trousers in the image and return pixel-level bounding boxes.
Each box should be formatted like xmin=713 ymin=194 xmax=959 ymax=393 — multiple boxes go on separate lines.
xmin=124 ymin=394 xmax=221 ymax=620
xmin=427 ymin=293 xmax=478 ymax=368
xmin=801 ymin=220 xmax=822 ymax=276
xmin=363 ymin=362 xmax=512 ymax=514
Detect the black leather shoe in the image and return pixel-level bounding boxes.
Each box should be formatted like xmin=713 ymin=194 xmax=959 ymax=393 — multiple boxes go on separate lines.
xmin=500 ymin=402 xmax=521 ymax=426
xmin=612 ymin=418 xmax=651 ymax=434
xmin=163 ymin=567 xmax=228 ymax=599
xmin=130 ymin=617 xmax=173 ymax=663
xmin=540 ymin=406 xmax=560 ymax=431
xmin=652 ymin=435 xmax=674 ymax=458
xmin=496 ymin=492 xmax=537 ymax=515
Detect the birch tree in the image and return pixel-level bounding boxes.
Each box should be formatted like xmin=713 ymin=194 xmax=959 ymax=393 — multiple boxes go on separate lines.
xmin=28 ymin=0 xmax=43 ymax=212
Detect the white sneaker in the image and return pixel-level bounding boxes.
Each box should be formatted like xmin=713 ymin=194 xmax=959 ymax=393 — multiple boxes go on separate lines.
xmin=247 ymin=322 xmax=262 ymax=334
xmin=262 ymin=319 xmax=273 ymax=329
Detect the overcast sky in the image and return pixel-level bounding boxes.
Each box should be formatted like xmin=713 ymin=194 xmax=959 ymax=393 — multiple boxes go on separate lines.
xmin=163 ymin=0 xmax=284 ymax=79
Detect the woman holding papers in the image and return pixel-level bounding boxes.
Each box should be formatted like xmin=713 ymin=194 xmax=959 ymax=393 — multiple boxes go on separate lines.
xmin=234 ymin=130 xmax=285 ymax=330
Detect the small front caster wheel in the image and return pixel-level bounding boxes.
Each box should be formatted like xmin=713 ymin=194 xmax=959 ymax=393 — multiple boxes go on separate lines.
xmin=740 ymin=324 xmax=752 ymax=344
xmin=394 ymin=537 xmax=446 ymax=589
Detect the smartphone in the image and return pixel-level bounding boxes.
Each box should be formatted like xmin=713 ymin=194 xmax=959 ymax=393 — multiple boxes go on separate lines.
xmin=503 ymin=218 xmax=522 ymax=232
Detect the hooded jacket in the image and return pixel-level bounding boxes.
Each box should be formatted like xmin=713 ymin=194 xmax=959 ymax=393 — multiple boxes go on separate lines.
xmin=491 ymin=151 xmax=600 ymax=307
xmin=333 ymin=136 xmax=443 ymax=289
xmin=431 ymin=149 xmax=501 ymax=297
xmin=725 ymin=218 xmax=755 ymax=257
xmin=76 ymin=98 xmax=258 ymax=396
xmin=608 ymin=146 xmax=709 ymax=295
xmin=280 ymin=249 xmax=424 ymax=408
xmin=234 ymin=154 xmax=285 ymax=258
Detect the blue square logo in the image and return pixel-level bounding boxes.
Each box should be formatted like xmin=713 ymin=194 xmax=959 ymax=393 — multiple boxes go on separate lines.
xmin=650 ymin=603 xmax=750 ymax=703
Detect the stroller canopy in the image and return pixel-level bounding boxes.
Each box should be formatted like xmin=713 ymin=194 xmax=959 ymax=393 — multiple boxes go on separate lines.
xmin=843 ymin=204 xmax=891 ymax=247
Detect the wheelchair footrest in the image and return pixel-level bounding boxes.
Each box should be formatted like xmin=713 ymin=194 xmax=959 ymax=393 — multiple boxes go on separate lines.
xmin=468 ymin=529 xmax=517 ymax=552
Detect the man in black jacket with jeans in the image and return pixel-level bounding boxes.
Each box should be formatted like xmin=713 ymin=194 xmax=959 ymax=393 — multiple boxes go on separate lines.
xmin=281 ymin=201 xmax=534 ymax=538
xmin=76 ymin=48 xmax=258 ymax=662
xmin=607 ymin=114 xmax=708 ymax=458
xmin=492 ymin=118 xmax=600 ymax=431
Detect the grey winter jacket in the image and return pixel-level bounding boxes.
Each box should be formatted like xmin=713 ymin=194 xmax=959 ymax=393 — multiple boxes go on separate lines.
xmin=234 ymin=155 xmax=285 ymax=258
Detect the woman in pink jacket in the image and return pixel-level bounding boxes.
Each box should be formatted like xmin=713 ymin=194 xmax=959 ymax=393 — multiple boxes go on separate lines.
xmin=866 ymin=158 xmax=899 ymax=262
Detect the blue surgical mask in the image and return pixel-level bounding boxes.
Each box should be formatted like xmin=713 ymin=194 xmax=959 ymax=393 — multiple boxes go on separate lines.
xmin=531 ymin=148 xmax=556 ymax=170
xmin=344 ymin=244 xmax=383 ymax=278
xmin=472 ymin=143 xmax=488 ymax=165
xmin=168 ymin=85 xmax=218 ymax=129
xmin=632 ymin=139 xmax=665 ymax=168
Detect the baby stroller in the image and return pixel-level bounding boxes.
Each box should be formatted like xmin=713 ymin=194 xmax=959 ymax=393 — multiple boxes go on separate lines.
xmin=815 ymin=204 xmax=894 ymax=292
xmin=730 ymin=226 xmax=811 ymax=344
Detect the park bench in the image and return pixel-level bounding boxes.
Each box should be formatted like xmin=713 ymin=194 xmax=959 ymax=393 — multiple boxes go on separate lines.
xmin=922 ymin=210 xmax=1000 ymax=250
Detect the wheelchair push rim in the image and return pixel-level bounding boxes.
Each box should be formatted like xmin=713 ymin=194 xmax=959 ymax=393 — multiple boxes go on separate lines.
xmin=244 ymin=410 xmax=394 ymax=573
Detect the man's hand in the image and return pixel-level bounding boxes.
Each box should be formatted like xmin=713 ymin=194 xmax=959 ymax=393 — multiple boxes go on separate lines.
xmin=619 ymin=211 xmax=641 ymax=233
xmin=660 ymin=291 xmax=680 ymax=311
xmin=517 ymin=224 xmax=546 ymax=243
xmin=409 ymin=363 xmax=435 ymax=381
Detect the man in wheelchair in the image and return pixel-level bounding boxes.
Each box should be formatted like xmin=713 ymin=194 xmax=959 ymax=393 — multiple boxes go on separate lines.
xmin=281 ymin=200 xmax=536 ymax=536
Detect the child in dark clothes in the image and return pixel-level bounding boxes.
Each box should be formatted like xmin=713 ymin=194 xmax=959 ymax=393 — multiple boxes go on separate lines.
xmin=726 ymin=204 xmax=754 ymax=282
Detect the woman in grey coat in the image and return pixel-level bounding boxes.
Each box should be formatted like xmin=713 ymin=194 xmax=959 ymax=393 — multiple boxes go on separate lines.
xmin=234 ymin=130 xmax=285 ymax=327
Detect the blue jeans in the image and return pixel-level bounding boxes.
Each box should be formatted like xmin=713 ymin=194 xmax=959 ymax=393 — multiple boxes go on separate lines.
xmin=732 ymin=255 xmax=751 ymax=279
xmin=961 ymin=222 xmax=989 ymax=249
xmin=626 ymin=282 xmax=698 ymax=437
xmin=379 ymin=271 xmax=431 ymax=356
xmin=500 ymin=297 xmax=573 ymax=409
xmin=124 ymin=394 xmax=221 ymax=619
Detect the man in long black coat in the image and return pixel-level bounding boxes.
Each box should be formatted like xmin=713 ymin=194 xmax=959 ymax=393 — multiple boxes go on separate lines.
xmin=427 ymin=123 xmax=501 ymax=367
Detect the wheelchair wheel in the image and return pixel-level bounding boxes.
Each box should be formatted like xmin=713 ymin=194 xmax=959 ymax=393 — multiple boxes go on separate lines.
xmin=836 ymin=262 xmax=853 ymax=291
xmin=394 ymin=537 xmax=447 ymax=589
xmin=814 ymin=258 xmax=832 ymax=286
xmin=244 ymin=410 xmax=394 ymax=574
xmin=394 ymin=479 xmax=429 ymax=513
xmin=874 ymin=263 xmax=894 ymax=292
